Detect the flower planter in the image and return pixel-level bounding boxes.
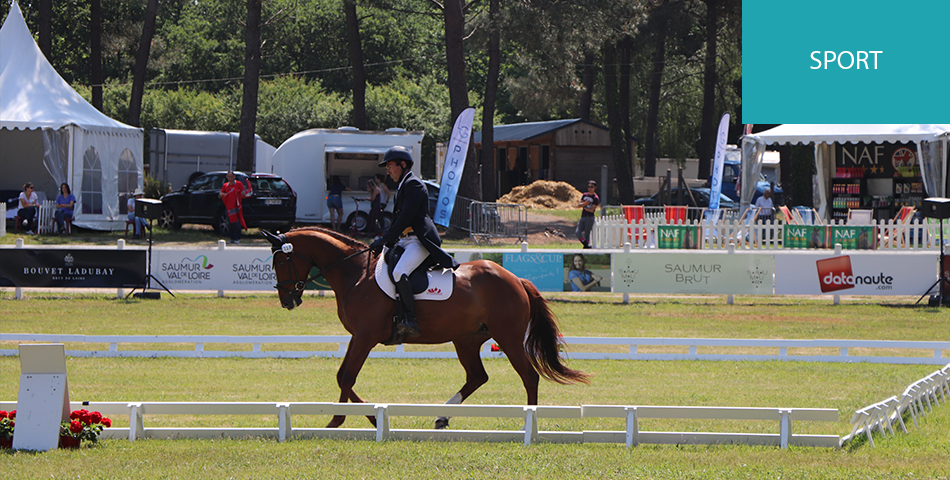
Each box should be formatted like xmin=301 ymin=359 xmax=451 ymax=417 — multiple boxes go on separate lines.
xmin=59 ymin=435 xmax=81 ymax=449
xmin=0 ymin=437 xmax=12 ymax=449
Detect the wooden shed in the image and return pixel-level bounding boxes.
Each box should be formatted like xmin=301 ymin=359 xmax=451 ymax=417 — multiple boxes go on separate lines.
xmin=473 ymin=119 xmax=630 ymax=198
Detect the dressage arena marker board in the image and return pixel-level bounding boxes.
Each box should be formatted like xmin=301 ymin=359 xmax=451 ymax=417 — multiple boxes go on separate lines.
xmin=12 ymin=344 xmax=71 ymax=451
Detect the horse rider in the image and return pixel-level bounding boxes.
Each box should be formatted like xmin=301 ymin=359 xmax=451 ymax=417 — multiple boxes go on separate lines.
xmin=369 ymin=146 xmax=459 ymax=337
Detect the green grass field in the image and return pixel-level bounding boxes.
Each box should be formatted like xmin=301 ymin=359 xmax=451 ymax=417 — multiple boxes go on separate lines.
xmin=2 ymin=293 xmax=949 ymax=479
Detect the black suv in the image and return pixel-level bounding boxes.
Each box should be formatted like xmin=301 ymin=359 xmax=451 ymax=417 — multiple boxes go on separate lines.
xmin=159 ymin=172 xmax=296 ymax=234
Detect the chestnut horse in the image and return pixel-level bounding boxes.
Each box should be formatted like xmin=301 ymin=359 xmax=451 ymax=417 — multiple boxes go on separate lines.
xmin=265 ymin=227 xmax=588 ymax=428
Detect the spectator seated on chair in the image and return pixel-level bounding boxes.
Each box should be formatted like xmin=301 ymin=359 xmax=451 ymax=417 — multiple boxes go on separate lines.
xmin=17 ymin=182 xmax=39 ymax=234
xmin=54 ymin=182 xmax=76 ymax=234
xmin=127 ymin=188 xmax=149 ymax=238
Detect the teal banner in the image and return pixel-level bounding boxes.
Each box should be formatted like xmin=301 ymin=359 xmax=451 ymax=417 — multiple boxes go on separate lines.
xmin=744 ymin=0 xmax=950 ymax=123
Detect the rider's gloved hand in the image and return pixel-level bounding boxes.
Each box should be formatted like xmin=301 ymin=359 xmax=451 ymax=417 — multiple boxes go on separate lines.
xmin=369 ymin=238 xmax=385 ymax=256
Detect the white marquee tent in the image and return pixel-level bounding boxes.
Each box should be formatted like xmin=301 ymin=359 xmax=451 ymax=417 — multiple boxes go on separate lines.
xmin=1 ymin=1 xmax=143 ymax=230
xmin=747 ymin=124 xmax=950 ymax=220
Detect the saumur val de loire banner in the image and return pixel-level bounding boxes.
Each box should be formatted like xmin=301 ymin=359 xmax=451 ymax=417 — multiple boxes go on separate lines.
xmin=150 ymin=249 xmax=276 ymax=291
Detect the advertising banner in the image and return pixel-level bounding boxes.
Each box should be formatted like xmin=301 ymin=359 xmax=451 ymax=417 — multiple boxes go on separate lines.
xmin=613 ymin=253 xmax=773 ymax=295
xmin=708 ymin=113 xmax=730 ymax=210
xmin=564 ymin=253 xmax=610 ymax=292
xmin=774 ymin=252 xmax=937 ymax=295
xmin=434 ymin=107 xmax=476 ymax=227
xmin=502 ymin=252 xmax=563 ymax=292
xmin=657 ymin=225 xmax=702 ymax=249
xmin=783 ymin=225 xmax=877 ymax=250
xmin=783 ymin=225 xmax=827 ymax=249
xmin=151 ymin=249 xmax=277 ymax=291
xmin=0 ymin=248 xmax=146 ymax=288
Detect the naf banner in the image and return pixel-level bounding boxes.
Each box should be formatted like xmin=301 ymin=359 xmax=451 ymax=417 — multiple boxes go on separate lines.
xmin=0 ymin=248 xmax=145 ymax=287
xmin=657 ymin=225 xmax=702 ymax=249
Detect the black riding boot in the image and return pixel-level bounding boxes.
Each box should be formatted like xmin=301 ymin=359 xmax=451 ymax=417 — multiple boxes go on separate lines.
xmin=394 ymin=275 xmax=420 ymax=337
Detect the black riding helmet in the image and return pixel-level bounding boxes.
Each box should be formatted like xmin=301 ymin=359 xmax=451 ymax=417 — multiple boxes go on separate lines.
xmin=378 ymin=145 xmax=413 ymax=169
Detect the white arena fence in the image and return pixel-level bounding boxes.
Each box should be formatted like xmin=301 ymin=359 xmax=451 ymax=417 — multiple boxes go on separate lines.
xmin=592 ymin=215 xmax=944 ymax=250
xmin=0 ymin=201 xmax=5 ymax=237
xmin=840 ymin=364 xmax=950 ymax=448
xmin=0 ymin=400 xmax=840 ymax=449
xmin=3 ymin=334 xmax=950 ymax=365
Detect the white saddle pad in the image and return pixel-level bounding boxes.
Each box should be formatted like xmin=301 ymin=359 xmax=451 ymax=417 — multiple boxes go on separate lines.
xmin=374 ymin=252 xmax=454 ymax=301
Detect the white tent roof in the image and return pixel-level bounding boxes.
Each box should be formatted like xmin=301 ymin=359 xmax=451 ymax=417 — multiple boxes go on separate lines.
xmin=0 ymin=1 xmax=135 ymax=134
xmin=755 ymin=124 xmax=950 ymax=146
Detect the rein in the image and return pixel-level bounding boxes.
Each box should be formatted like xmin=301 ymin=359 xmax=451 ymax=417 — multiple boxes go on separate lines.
xmin=274 ymin=244 xmax=371 ymax=295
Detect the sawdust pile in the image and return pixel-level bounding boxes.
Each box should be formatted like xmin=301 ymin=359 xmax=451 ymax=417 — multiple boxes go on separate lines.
xmin=498 ymin=180 xmax=582 ymax=209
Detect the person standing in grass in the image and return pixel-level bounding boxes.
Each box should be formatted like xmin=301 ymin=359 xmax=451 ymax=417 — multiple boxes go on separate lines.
xmin=575 ymin=180 xmax=599 ymax=249
xmin=219 ymin=171 xmax=247 ymax=244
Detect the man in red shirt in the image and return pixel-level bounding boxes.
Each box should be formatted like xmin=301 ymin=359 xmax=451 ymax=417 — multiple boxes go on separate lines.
xmin=218 ymin=171 xmax=248 ymax=244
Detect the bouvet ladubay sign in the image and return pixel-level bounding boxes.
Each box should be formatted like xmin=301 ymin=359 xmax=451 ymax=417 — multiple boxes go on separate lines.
xmin=0 ymin=248 xmax=145 ymax=287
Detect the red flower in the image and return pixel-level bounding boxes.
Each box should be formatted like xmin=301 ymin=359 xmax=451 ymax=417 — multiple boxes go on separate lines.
xmin=8 ymin=410 xmax=13 ymax=419
xmin=69 ymin=410 xmax=81 ymax=420
xmin=102 ymin=418 xmax=112 ymax=428
xmin=90 ymin=411 xmax=102 ymax=424
xmin=80 ymin=413 xmax=92 ymax=424
xmin=69 ymin=420 xmax=83 ymax=434
xmin=0 ymin=411 xmax=7 ymax=419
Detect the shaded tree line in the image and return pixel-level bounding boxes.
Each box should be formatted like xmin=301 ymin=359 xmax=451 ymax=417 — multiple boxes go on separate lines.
xmin=3 ymin=0 xmax=748 ymax=202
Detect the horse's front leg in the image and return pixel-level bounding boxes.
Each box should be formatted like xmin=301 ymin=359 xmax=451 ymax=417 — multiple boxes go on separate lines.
xmin=327 ymin=335 xmax=376 ymax=428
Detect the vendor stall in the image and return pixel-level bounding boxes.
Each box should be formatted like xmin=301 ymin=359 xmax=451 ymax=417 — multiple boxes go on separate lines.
xmin=745 ymin=125 xmax=950 ymax=222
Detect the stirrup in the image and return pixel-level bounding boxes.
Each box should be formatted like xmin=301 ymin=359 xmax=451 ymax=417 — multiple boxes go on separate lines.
xmin=395 ymin=316 xmax=420 ymax=337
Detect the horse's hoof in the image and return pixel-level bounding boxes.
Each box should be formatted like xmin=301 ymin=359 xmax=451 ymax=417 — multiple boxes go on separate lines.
xmin=326 ymin=415 xmax=345 ymax=428
xmin=435 ymin=417 xmax=449 ymax=430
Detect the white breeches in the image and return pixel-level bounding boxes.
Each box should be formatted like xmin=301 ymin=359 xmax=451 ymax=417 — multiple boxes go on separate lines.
xmin=392 ymin=235 xmax=428 ymax=280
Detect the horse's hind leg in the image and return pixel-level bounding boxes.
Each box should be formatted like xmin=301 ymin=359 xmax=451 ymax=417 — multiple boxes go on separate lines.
xmin=436 ymin=335 xmax=492 ymax=429
xmin=327 ymin=337 xmax=375 ymax=428
xmin=492 ymin=329 xmax=540 ymax=406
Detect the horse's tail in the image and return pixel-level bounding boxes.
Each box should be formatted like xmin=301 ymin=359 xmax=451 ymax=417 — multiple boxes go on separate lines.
xmin=521 ymin=278 xmax=590 ymax=385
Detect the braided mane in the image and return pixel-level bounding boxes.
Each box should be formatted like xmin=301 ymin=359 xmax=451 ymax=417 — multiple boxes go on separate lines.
xmin=289 ymin=226 xmax=368 ymax=252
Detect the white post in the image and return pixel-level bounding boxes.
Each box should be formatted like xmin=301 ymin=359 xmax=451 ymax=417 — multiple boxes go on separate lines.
xmin=520 ymin=241 xmax=528 ymax=253
xmin=833 ymin=243 xmax=842 ymax=305
xmin=277 ymin=403 xmax=291 ymax=442
xmin=727 ymin=243 xmax=736 ymax=305
xmin=622 ymin=242 xmax=631 ymax=304
xmin=375 ymin=405 xmax=390 ymax=442
xmin=218 ymin=240 xmax=227 ymax=297
xmin=117 ymin=239 xmax=126 ymax=298
xmin=129 ymin=403 xmax=143 ymax=441
xmin=625 ymin=406 xmax=639 ymax=447
xmin=15 ymin=238 xmax=23 ymax=300
xmin=779 ymin=409 xmax=792 ymax=449
xmin=523 ymin=407 xmax=538 ymax=446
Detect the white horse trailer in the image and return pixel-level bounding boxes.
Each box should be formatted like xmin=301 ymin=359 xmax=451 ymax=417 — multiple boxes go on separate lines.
xmin=149 ymin=129 xmax=277 ymax=191
xmin=258 ymin=128 xmax=424 ymax=231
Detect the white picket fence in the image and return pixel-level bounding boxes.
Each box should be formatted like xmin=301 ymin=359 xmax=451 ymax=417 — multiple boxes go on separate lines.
xmin=0 ymin=201 xmax=5 ymax=237
xmin=3 ymin=334 xmax=950 ymax=365
xmin=0 ymin=400 xmax=840 ymax=449
xmin=840 ymin=364 xmax=950 ymax=448
xmin=592 ymin=215 xmax=945 ymax=250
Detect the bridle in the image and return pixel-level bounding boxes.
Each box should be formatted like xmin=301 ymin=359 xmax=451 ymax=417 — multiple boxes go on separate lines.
xmin=267 ymin=232 xmax=370 ymax=300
